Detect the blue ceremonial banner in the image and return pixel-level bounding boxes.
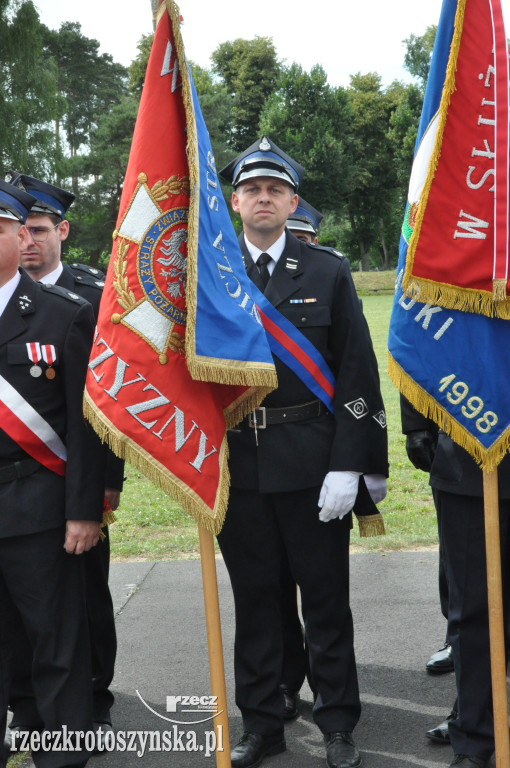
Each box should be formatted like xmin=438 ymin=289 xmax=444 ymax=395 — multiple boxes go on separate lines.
xmin=388 ymin=0 xmax=510 ymax=470
xmin=183 ymin=30 xmax=336 ymax=413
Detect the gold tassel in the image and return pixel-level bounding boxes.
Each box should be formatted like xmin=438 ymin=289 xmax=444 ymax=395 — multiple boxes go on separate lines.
xmin=102 ymin=509 xmax=117 ymax=527
xmin=357 ymin=513 xmax=385 ymax=538
xmin=493 ymin=278 xmax=508 ymax=302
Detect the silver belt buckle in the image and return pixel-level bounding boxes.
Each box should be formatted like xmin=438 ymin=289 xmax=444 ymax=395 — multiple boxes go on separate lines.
xmin=249 ymin=407 xmax=267 ymax=429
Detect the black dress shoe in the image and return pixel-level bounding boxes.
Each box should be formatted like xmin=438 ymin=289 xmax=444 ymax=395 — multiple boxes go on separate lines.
xmin=426 ymin=642 xmax=454 ymax=674
xmin=93 ymin=721 xmax=114 ymax=753
xmin=449 ymin=755 xmax=489 ymax=767
xmin=426 ymin=707 xmax=457 ymax=744
xmin=230 ymin=732 xmax=286 ymax=768
xmin=280 ymin=686 xmax=300 ymax=720
xmin=325 ymin=732 xmax=362 ymax=768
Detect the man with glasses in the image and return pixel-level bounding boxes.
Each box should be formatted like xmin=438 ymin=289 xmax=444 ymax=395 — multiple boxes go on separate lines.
xmin=3 ymin=174 xmax=123 ymax=755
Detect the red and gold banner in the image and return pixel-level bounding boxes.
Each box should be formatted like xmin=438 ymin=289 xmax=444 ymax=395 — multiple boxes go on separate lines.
xmin=83 ymin=1 xmax=276 ymax=534
xmin=402 ymin=0 xmax=510 ymax=319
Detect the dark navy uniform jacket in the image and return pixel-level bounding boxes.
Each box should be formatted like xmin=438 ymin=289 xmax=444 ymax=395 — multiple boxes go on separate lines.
xmin=0 ymin=269 xmax=104 ymax=537
xmin=227 ymin=231 xmax=388 ymax=494
xmin=56 ymin=263 xmax=124 ymax=492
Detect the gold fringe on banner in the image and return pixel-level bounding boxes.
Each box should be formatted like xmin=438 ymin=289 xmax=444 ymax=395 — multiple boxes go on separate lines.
xmin=357 ymin=513 xmax=385 ymax=538
xmin=405 ymin=277 xmax=510 ymax=319
xmin=169 ymin=0 xmax=277 ymax=409
xmin=83 ymin=391 xmax=229 ymax=536
xmin=387 ymin=353 xmax=510 ymax=472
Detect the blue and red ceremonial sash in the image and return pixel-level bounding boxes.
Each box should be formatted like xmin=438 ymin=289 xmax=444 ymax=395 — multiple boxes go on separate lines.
xmin=388 ymin=0 xmax=510 ymax=470
xmin=0 ymin=375 xmax=66 ymax=475
xmin=184 ymin=48 xmax=335 ymax=413
xmin=401 ymin=0 xmax=510 ymax=318
xmin=255 ymin=294 xmax=335 ymax=413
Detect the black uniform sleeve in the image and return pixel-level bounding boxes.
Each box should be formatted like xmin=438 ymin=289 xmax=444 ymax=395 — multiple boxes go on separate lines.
xmin=327 ymin=259 xmax=388 ymax=476
xmin=61 ymin=301 xmax=105 ymax=521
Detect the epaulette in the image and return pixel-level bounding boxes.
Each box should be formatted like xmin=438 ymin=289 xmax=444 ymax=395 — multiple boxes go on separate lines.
xmin=68 ymin=262 xmax=106 ymax=290
xmin=40 ymin=283 xmax=88 ymax=305
xmin=307 ymin=242 xmax=345 ymax=261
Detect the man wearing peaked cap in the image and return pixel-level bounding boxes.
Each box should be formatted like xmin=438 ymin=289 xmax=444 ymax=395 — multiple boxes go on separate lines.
xmin=220 ymin=135 xmax=305 ymax=190
xmin=3 ymin=173 xmax=124 ymax=755
xmin=217 ymin=139 xmax=388 ymax=768
xmin=0 ymin=178 xmax=105 ymax=767
xmin=286 ymin=196 xmax=323 ymax=243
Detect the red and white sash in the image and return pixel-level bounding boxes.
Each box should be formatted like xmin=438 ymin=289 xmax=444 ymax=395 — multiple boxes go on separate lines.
xmin=0 ymin=374 xmax=66 ymax=475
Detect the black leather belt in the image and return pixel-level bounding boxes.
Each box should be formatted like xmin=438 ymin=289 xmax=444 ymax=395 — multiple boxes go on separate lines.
xmin=247 ymin=399 xmax=326 ymax=428
xmin=0 ymin=458 xmax=41 ymax=484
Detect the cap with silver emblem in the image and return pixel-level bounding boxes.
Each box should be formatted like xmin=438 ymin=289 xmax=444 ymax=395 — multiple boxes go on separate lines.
xmin=219 ymin=136 xmax=305 ymax=190
xmin=5 ymin=172 xmax=75 ymax=220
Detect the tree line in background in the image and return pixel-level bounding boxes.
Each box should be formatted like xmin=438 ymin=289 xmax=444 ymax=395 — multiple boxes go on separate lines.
xmin=0 ymin=0 xmax=436 ymax=269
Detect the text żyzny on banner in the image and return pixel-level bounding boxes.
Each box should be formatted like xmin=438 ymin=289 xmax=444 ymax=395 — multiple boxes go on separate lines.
xmin=401 ymin=0 xmax=510 ymax=318
xmin=83 ymin=0 xmax=277 ymax=535
xmin=388 ymin=0 xmax=510 ymax=470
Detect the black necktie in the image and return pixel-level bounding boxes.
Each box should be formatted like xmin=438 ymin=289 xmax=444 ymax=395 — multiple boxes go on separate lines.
xmin=257 ymin=252 xmax=272 ymax=288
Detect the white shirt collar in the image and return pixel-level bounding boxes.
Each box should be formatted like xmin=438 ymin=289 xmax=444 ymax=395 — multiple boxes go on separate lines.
xmin=38 ymin=261 xmax=63 ymax=285
xmin=0 ymin=270 xmax=21 ymax=318
xmin=244 ymin=230 xmax=287 ymax=275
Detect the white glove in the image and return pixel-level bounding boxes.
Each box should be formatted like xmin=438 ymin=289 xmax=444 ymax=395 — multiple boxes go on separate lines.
xmin=363 ymin=474 xmax=388 ymax=504
xmin=318 ymin=471 xmax=361 ymax=523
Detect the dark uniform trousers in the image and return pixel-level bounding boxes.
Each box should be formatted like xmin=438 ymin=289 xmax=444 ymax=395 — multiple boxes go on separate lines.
xmin=400 ymin=397 xmax=449 ymax=637
xmin=430 ymin=434 xmax=510 ymax=760
xmin=217 ymin=232 xmax=388 ymax=738
xmin=218 ymin=487 xmax=359 ymax=736
xmin=8 ymin=264 xmax=120 ymax=729
xmin=0 ymin=528 xmax=92 ymax=768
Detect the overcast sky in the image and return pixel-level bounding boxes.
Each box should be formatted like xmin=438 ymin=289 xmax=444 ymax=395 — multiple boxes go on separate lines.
xmin=35 ymin=0 xmax=510 ymax=88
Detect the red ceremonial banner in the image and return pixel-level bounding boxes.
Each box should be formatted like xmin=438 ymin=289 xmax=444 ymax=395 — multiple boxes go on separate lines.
xmin=402 ymin=0 xmax=510 ymax=319
xmin=83 ymin=1 xmax=275 ymax=534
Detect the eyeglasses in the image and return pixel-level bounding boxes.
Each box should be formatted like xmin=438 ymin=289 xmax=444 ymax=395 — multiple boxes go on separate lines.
xmin=26 ymin=223 xmax=60 ymax=242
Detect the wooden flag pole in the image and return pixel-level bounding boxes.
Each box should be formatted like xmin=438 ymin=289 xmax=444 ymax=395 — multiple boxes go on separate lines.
xmin=198 ymin=525 xmax=231 ymax=768
xmin=483 ymin=468 xmax=510 ymax=768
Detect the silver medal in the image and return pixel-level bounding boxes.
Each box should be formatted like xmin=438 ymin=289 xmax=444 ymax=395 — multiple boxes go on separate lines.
xmin=30 ymin=364 xmax=42 ymax=377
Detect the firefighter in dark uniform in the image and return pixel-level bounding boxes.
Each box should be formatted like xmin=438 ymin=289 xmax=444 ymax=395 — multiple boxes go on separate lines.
xmin=217 ymin=137 xmax=388 ymax=768
xmin=0 ymin=179 xmax=104 ymax=768
xmin=3 ymin=175 xmax=123 ymax=753
xmin=279 ymin=199 xmax=388 ymax=722
xmin=417 ymin=427 xmax=510 ymax=768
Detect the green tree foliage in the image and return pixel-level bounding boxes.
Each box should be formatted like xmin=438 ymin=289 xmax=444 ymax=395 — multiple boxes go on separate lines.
xmin=342 ymin=73 xmax=402 ymax=269
xmin=403 ymin=25 xmax=437 ymax=90
xmin=0 ymin=0 xmax=60 ymax=177
xmin=43 ymin=22 xmax=128 ymax=192
xmin=128 ymin=32 xmax=153 ymax=97
xmin=211 ymin=36 xmax=280 ymax=150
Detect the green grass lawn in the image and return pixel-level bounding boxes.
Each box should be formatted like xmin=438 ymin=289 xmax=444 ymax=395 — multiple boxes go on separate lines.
xmin=109 ymin=277 xmax=439 ymax=560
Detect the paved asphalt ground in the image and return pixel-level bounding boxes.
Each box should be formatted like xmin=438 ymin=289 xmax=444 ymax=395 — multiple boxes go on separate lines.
xmin=13 ymin=551 xmax=500 ymax=768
